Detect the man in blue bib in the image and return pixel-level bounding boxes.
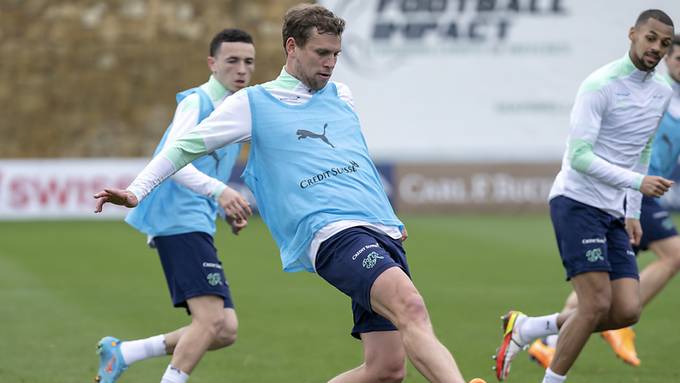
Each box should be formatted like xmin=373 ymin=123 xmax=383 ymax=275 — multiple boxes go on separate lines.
xmin=94 ymin=29 xmax=255 ymax=383
xmin=95 ymin=4 xmax=485 ymax=383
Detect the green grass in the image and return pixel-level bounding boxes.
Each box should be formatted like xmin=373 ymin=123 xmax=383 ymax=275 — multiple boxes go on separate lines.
xmin=0 ymin=216 xmax=678 ymax=382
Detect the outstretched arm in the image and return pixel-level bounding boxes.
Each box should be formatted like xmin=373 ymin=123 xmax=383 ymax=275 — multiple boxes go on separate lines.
xmin=94 ymin=188 xmax=139 ymax=212
xmin=94 ymin=150 xmax=178 ymax=212
xmin=94 ymin=90 xmax=253 ymax=212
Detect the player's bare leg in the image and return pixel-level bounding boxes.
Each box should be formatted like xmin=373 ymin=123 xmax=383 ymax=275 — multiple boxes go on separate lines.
xmin=553 ymin=237 xmax=680 ymax=367
xmin=551 ymin=272 xmax=608 ymax=374
xmin=551 ymin=274 xmax=640 ymax=375
xmin=642 ymin=236 xmax=680 ymax=305
xmin=370 ymin=267 xmax=465 ymax=383
xmin=169 ymin=296 xmax=237 ymax=374
xmin=328 ymin=331 xmax=406 ymax=383
xmin=163 ymin=309 xmax=238 ymax=354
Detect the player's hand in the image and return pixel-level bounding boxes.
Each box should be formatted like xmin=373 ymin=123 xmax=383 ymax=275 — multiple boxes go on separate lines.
xmin=639 ymin=176 xmax=674 ymax=197
xmin=625 ymin=218 xmax=643 ymax=246
xmin=227 ymin=216 xmax=248 ymax=236
xmin=400 ymin=227 xmax=408 ymax=242
xmin=93 ymin=189 xmax=138 ymax=213
xmin=218 ymin=186 xmax=252 ymax=223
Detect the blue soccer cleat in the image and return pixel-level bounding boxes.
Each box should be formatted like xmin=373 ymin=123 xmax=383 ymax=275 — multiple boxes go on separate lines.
xmin=94 ymin=336 xmax=128 ymax=383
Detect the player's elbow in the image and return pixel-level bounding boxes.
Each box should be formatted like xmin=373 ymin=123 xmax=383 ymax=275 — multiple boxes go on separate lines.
xmin=569 ymin=146 xmax=593 ymax=173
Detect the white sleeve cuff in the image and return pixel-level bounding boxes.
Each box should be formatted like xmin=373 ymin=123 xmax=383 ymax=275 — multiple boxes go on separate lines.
xmin=211 ymin=183 xmax=228 ymax=202
xmin=126 ymin=186 xmax=144 ymax=204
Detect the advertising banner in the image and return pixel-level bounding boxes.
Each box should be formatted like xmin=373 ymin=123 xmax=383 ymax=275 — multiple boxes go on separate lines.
xmin=395 ymin=162 xmax=560 ymax=213
xmin=0 ymin=159 xmax=397 ymax=220
xmin=319 ymin=0 xmax=680 ymax=162
xmin=0 ymin=159 xmax=145 ymax=220
xmin=4 ymin=159 xmax=680 ymax=218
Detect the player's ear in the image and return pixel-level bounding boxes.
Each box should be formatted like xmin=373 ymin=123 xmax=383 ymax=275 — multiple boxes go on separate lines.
xmin=285 ymin=37 xmax=297 ymax=57
xmin=628 ymin=26 xmax=636 ymax=43
xmin=207 ymin=56 xmax=217 ymax=73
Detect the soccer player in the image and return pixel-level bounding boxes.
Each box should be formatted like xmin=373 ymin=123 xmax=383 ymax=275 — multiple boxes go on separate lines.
xmin=492 ymin=9 xmax=675 ymax=383
xmin=94 ymin=29 xmax=255 ymax=383
xmin=94 ymin=4 xmax=487 ymax=383
xmin=527 ymin=33 xmax=680 ymax=370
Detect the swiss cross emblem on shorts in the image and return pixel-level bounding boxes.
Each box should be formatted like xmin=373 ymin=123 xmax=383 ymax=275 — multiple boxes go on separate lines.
xmin=206 ymin=273 xmax=223 ymax=286
xmin=585 ymin=248 xmax=604 ymax=263
xmin=362 ymin=251 xmax=384 ymax=269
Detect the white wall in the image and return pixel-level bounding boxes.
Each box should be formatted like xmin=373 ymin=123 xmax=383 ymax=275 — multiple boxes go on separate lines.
xmin=320 ymin=0 xmax=680 ymax=161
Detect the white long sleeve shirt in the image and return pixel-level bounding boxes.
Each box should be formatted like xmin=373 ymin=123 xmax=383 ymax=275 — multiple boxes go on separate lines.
xmin=549 ymin=53 xmax=673 ymax=218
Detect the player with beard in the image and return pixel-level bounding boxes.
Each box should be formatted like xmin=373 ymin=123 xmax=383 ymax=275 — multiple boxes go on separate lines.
xmin=527 ymin=33 xmax=680 ymax=372
xmin=492 ymin=9 xmax=675 ymax=383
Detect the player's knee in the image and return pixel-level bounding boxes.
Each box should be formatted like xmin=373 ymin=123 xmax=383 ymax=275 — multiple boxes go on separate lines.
xmin=200 ymin=316 xmax=237 ymax=348
xmin=217 ymin=321 xmax=238 ymax=347
xmin=214 ymin=317 xmax=238 ymax=347
xmin=368 ymin=361 xmax=406 ymax=383
xmin=579 ymin=294 xmax=611 ymax=321
xmin=656 ymin=238 xmax=680 ymax=272
xmin=376 ymin=366 xmax=406 ymax=383
xmin=399 ymin=292 xmax=429 ymax=327
xmin=665 ymin=251 xmax=680 ymax=273
xmin=622 ymin=311 xmax=640 ymax=328
xmin=614 ymin=305 xmax=641 ymax=328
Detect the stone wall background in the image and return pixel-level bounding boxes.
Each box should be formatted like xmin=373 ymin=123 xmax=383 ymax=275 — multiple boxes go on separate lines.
xmin=0 ymin=0 xmax=309 ymax=157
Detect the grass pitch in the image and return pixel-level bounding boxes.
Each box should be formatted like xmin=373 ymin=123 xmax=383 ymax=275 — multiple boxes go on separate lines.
xmin=0 ymin=216 xmax=678 ymax=382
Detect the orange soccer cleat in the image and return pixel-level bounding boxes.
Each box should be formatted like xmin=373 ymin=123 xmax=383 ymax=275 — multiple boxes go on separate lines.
xmin=527 ymin=339 xmax=555 ymax=369
xmin=492 ymin=310 xmax=528 ymax=381
xmin=469 ymin=379 xmax=487 ymax=383
xmin=601 ymin=327 xmax=640 ymax=367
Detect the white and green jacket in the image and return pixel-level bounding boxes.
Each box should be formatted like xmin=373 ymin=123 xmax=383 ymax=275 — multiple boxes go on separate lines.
xmin=549 ymin=53 xmax=673 ymax=219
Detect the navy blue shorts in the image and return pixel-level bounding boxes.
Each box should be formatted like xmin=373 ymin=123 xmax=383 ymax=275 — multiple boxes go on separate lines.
xmin=154 ymin=232 xmax=234 ymax=312
xmin=315 ymin=227 xmax=411 ymax=339
xmin=636 ymin=196 xmax=678 ymax=251
xmin=550 ymin=196 xmax=638 ymax=281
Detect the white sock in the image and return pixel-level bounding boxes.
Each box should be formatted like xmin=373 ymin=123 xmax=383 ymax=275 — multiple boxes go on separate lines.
xmin=542 ymin=367 xmax=566 ymax=383
xmin=546 ymin=334 xmax=559 ymax=348
xmin=161 ymin=364 xmax=190 ymax=383
xmin=120 ymin=335 xmax=167 ymax=365
xmin=518 ymin=313 xmax=559 ymax=344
